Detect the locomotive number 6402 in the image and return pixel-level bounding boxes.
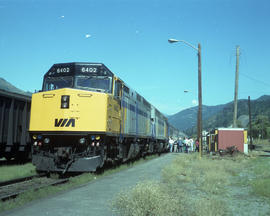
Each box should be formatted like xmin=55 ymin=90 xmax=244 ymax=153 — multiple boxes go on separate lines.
xmin=81 ymin=67 xmax=97 ymax=73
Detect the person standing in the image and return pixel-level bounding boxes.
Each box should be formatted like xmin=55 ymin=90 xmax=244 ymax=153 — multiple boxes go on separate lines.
xmin=173 ymin=139 xmax=178 ymax=152
xmin=189 ymin=138 xmax=194 ymax=152
xmin=195 ymin=139 xmax=199 ymax=152
xmin=186 ymin=138 xmax=190 ymax=153
xmin=169 ymin=137 xmax=174 ymax=153
xmin=183 ymin=137 xmax=188 ymax=153
xmin=178 ymin=138 xmax=183 ymax=153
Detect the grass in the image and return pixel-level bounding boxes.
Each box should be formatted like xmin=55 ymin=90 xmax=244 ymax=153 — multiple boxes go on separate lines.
xmin=248 ymin=157 xmax=270 ymax=199
xmin=0 ymin=154 xmax=159 ymax=213
xmin=162 ymin=153 xmax=248 ymax=195
xmin=111 ymin=154 xmax=238 ymax=216
xmin=252 ymin=138 xmax=270 ymax=146
xmin=247 ymin=140 xmax=270 ymax=200
xmin=111 ymin=152 xmax=270 ymax=216
xmin=252 ymin=138 xmax=270 ymax=152
xmin=251 ymin=179 xmax=270 ymax=198
xmin=0 ymin=163 xmax=36 ymax=182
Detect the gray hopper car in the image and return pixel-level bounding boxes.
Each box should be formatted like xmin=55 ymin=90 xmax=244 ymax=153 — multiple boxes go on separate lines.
xmin=0 ymin=89 xmax=31 ymax=161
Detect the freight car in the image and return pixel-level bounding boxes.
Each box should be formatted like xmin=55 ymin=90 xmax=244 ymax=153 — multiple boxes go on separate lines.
xmin=29 ymin=62 xmax=180 ymax=173
xmin=0 ymin=89 xmax=31 ymax=161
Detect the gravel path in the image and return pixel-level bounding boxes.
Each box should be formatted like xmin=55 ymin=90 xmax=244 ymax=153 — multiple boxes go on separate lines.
xmin=2 ymin=153 xmax=177 ymax=216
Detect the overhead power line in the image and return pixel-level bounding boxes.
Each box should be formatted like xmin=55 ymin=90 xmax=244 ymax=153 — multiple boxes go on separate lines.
xmin=239 ymin=72 xmax=270 ymax=88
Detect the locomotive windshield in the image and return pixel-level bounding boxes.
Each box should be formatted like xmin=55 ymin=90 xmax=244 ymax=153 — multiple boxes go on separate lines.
xmin=76 ymin=76 xmax=112 ymax=93
xmin=42 ymin=63 xmax=114 ymax=93
xmin=43 ymin=76 xmax=73 ymax=91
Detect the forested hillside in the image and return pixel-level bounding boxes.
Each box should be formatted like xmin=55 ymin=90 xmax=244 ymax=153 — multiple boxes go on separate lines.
xmin=169 ymin=95 xmax=270 ymax=138
xmin=168 ymin=104 xmax=225 ymax=131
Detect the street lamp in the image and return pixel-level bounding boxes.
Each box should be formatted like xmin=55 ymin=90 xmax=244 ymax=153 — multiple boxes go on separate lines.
xmin=168 ymin=38 xmax=202 ymax=157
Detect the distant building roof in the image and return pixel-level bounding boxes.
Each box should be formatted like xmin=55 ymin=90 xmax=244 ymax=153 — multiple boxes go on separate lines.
xmin=217 ymin=128 xmax=244 ymax=131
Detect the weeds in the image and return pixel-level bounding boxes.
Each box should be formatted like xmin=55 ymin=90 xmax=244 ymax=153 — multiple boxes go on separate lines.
xmin=250 ymin=179 xmax=270 ymax=198
xmin=111 ymin=153 xmax=270 ymax=216
xmin=248 ymin=157 xmax=270 ymax=200
xmin=197 ymin=196 xmax=232 ymax=216
xmin=253 ymin=139 xmax=270 ymax=146
xmin=0 ymin=163 xmax=36 ymax=182
xmin=111 ymin=154 xmax=237 ymax=216
xmin=111 ymin=181 xmax=182 ymax=216
xmin=252 ymin=139 xmax=270 ymax=152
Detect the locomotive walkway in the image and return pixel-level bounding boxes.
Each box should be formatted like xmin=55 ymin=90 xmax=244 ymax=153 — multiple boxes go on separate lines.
xmin=2 ymin=153 xmax=178 ymax=216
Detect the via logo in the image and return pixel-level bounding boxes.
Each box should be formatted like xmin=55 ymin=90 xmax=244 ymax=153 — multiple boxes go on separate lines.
xmin=54 ymin=118 xmax=75 ymax=127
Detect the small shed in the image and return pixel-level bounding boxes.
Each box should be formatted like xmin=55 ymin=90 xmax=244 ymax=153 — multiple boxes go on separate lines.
xmin=217 ymin=128 xmax=247 ymax=153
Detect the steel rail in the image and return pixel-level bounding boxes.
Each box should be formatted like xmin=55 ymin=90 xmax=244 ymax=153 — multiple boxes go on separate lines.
xmin=0 ymin=176 xmax=68 ymax=201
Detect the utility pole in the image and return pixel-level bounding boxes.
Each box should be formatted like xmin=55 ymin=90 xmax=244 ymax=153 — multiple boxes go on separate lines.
xmin=248 ymin=96 xmax=253 ymax=148
xmin=198 ymin=43 xmax=202 ymax=157
xmin=233 ymin=46 xmax=240 ymax=128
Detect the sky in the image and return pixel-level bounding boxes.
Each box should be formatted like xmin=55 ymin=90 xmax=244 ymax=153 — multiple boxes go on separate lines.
xmin=0 ymin=0 xmax=270 ymax=115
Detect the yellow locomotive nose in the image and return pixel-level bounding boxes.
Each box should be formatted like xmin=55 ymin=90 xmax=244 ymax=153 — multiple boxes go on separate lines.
xmin=29 ymin=88 xmax=116 ymax=133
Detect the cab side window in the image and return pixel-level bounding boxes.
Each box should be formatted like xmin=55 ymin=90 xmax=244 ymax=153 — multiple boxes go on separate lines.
xmin=114 ymin=80 xmax=122 ymax=98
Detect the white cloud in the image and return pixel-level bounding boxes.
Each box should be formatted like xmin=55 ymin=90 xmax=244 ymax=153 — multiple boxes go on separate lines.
xmin=192 ymin=99 xmax=197 ymax=105
xmin=60 ymin=15 xmax=65 ymax=18
xmin=85 ymin=34 xmax=91 ymax=38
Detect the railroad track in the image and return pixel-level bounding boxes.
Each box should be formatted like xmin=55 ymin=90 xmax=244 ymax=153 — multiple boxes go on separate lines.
xmin=0 ymin=174 xmax=69 ymax=201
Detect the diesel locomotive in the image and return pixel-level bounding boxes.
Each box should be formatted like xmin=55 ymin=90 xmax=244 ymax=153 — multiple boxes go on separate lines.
xmin=29 ymin=62 xmax=180 ymax=173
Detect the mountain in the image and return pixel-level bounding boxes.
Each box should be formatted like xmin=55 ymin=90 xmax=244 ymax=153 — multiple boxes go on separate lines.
xmin=168 ymin=104 xmax=226 ymax=131
xmin=168 ymin=95 xmax=270 ymax=136
xmin=0 ymin=78 xmax=32 ymax=96
xmin=204 ymin=96 xmax=270 ymax=130
xmin=256 ymin=95 xmax=270 ymax=102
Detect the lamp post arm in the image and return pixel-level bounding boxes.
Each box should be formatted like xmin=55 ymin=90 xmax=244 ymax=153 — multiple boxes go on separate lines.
xmin=178 ymin=40 xmax=198 ymax=52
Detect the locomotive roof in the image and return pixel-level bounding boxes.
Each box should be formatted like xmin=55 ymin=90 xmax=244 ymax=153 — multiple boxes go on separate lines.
xmin=44 ymin=62 xmax=114 ymax=77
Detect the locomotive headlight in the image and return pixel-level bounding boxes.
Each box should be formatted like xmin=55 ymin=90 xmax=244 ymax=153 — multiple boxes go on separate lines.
xmin=96 ymin=142 xmax=100 ymax=147
xmin=44 ymin=138 xmax=50 ymax=144
xmin=33 ymin=135 xmax=37 ymax=140
xmin=62 ymin=95 xmax=69 ymax=102
xmin=62 ymin=102 xmax=68 ymax=108
xmin=79 ymin=138 xmax=86 ymax=144
xmin=61 ymin=95 xmax=70 ymax=109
